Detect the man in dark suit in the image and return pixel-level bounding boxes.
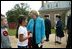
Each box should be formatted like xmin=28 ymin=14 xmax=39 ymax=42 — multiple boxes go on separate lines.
xmin=66 ymin=15 xmax=71 ymax=48
xmin=44 ymin=14 xmax=51 ymax=41
xmin=55 ymin=15 xmax=64 ymax=44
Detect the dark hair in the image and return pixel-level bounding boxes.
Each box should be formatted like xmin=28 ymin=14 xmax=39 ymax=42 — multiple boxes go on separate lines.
xmin=18 ymin=16 xmax=26 ymax=25
xmin=44 ymin=14 xmax=49 ymax=17
xmin=16 ymin=24 xmax=19 ymax=38
xmin=16 ymin=16 xmax=26 ymax=38
xmin=56 ymin=15 xmax=61 ymax=19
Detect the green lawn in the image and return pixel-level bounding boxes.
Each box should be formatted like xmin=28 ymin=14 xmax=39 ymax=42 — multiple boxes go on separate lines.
xmin=51 ymin=29 xmax=55 ymax=34
xmin=8 ymin=28 xmax=55 ymax=36
xmin=8 ymin=28 xmax=16 ymax=36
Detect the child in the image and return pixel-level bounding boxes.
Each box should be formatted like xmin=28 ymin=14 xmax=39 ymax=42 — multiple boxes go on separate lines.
xmin=1 ymin=14 xmax=11 ymax=48
xmin=17 ymin=16 xmax=31 ymax=48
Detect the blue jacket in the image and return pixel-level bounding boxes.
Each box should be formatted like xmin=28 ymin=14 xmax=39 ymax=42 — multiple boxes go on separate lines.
xmin=27 ymin=17 xmax=45 ymax=44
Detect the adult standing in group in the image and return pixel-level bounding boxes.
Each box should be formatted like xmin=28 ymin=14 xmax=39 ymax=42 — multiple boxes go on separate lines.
xmin=66 ymin=15 xmax=71 ymax=48
xmin=27 ymin=10 xmax=46 ymax=48
xmin=44 ymin=14 xmax=51 ymax=41
xmin=55 ymin=15 xmax=64 ymax=44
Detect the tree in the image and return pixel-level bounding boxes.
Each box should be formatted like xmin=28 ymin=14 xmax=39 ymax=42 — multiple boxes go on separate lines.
xmin=6 ymin=3 xmax=30 ymax=23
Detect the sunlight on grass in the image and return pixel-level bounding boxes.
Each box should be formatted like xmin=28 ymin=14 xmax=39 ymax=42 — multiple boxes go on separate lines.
xmin=51 ymin=29 xmax=55 ymax=34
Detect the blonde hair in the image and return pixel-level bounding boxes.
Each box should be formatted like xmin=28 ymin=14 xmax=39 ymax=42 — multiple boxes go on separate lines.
xmin=30 ymin=10 xmax=38 ymax=16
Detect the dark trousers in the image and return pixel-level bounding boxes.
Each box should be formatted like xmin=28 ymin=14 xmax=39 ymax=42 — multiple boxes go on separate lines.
xmin=66 ymin=34 xmax=71 ymax=48
xmin=32 ymin=40 xmax=39 ymax=48
xmin=45 ymin=32 xmax=49 ymax=40
xmin=32 ymin=43 xmax=39 ymax=48
xmin=28 ymin=37 xmax=32 ymax=48
xmin=18 ymin=45 xmax=28 ymax=48
xmin=28 ymin=37 xmax=39 ymax=48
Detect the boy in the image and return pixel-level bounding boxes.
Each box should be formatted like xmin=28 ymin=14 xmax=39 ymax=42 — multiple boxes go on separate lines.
xmin=1 ymin=14 xmax=11 ymax=48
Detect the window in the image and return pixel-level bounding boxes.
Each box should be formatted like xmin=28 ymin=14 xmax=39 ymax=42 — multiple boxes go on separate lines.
xmin=48 ymin=4 xmax=49 ymax=8
xmin=56 ymin=3 xmax=58 ymax=7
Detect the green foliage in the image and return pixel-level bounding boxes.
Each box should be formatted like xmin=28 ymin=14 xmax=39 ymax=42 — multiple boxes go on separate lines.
xmin=8 ymin=29 xmax=16 ymax=36
xmin=6 ymin=3 xmax=30 ymax=23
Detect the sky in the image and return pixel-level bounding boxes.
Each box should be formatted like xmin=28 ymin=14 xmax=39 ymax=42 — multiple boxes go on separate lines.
xmin=1 ymin=1 xmax=42 ymax=16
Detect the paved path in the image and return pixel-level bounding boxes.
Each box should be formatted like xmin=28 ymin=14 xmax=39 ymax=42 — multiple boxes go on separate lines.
xmin=9 ymin=33 xmax=67 ymax=48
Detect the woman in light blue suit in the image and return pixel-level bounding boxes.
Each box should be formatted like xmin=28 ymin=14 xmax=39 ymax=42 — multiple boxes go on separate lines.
xmin=27 ymin=10 xmax=45 ymax=48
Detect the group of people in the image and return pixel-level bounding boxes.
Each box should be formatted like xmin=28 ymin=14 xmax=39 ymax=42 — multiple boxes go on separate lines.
xmin=1 ymin=10 xmax=71 ymax=48
xmin=16 ymin=10 xmax=45 ymax=48
xmin=44 ymin=14 xmax=64 ymax=44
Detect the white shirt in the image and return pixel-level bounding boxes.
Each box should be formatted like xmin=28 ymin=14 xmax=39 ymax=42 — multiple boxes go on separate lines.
xmin=17 ymin=26 xmax=28 ymax=46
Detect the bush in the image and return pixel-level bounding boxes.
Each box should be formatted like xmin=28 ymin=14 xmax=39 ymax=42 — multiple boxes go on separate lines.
xmin=8 ymin=22 xmax=17 ymax=29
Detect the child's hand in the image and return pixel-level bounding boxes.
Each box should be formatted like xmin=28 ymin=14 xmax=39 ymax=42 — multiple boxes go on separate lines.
xmin=28 ymin=33 xmax=32 ymax=38
xmin=30 ymin=33 xmax=32 ymax=37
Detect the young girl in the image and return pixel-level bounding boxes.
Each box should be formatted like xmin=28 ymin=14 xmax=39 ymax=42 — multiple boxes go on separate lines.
xmin=17 ymin=16 xmax=31 ymax=48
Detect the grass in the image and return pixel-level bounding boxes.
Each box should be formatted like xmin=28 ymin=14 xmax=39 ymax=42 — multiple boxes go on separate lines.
xmin=8 ymin=28 xmax=56 ymax=36
xmin=8 ymin=28 xmax=16 ymax=36
xmin=51 ymin=29 xmax=55 ymax=34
